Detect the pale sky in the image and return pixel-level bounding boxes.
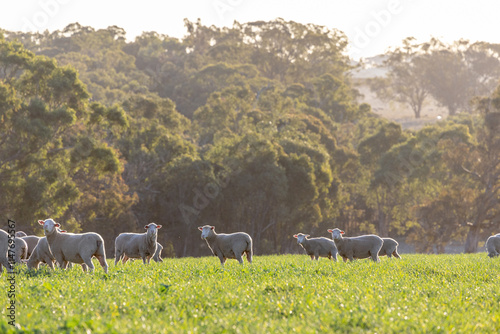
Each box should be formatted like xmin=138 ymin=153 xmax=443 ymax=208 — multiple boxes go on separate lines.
xmin=1 ymin=0 xmax=499 ymax=59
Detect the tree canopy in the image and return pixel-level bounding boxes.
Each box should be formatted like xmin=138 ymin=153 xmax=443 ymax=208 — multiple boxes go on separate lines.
xmin=2 ymin=20 xmax=499 ymax=255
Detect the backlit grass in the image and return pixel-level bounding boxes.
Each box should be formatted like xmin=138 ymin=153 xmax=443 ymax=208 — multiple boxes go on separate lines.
xmin=1 ymin=254 xmax=499 ymax=333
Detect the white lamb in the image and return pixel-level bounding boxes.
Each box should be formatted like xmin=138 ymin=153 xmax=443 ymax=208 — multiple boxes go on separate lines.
xmin=114 ymin=223 xmax=162 ymax=265
xmin=13 ymin=237 xmax=28 ymax=263
xmin=327 ymin=228 xmax=383 ymax=262
xmin=485 ymin=234 xmax=500 ymax=258
xmin=39 ymin=218 xmax=108 ymax=273
xmin=153 ymin=242 xmax=163 ymax=262
xmin=293 ymin=233 xmax=337 ymax=261
xmin=26 ymin=237 xmax=56 ymax=270
xmin=378 ymin=237 xmax=401 ymax=258
xmin=21 ymin=235 xmax=41 ymax=259
xmin=198 ymin=225 xmax=252 ymax=266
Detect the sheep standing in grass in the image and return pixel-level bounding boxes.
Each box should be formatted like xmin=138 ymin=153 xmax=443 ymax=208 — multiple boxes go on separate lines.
xmin=153 ymin=242 xmax=163 ymax=262
xmin=121 ymin=242 xmax=164 ymax=264
xmin=0 ymin=229 xmax=13 ymax=273
xmin=198 ymin=225 xmax=252 ymax=266
xmin=13 ymin=237 xmax=28 ymax=263
xmin=21 ymin=235 xmax=41 ymax=259
xmin=26 ymin=237 xmax=56 ymax=270
xmin=485 ymin=234 xmax=500 ymax=257
xmin=39 ymin=218 xmax=108 ymax=273
xmin=293 ymin=233 xmax=337 ymax=261
xmin=327 ymin=228 xmax=383 ymax=262
xmin=379 ymin=238 xmax=401 ymax=259
xmin=114 ymin=223 xmax=162 ymax=265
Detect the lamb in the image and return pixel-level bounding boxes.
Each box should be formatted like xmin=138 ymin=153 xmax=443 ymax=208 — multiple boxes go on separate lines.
xmin=39 ymin=218 xmax=108 ymax=273
xmin=0 ymin=229 xmax=13 ymax=273
xmin=21 ymin=235 xmax=41 ymax=259
xmin=485 ymin=234 xmax=500 ymax=258
xmin=114 ymin=223 xmax=162 ymax=265
xmin=378 ymin=237 xmax=401 ymax=259
xmin=121 ymin=242 xmax=164 ymax=264
xmin=26 ymin=237 xmax=56 ymax=270
xmin=293 ymin=233 xmax=337 ymax=261
xmin=153 ymin=242 xmax=163 ymax=262
xmin=198 ymin=225 xmax=252 ymax=266
xmin=13 ymin=237 xmax=28 ymax=263
xmin=327 ymin=228 xmax=383 ymax=262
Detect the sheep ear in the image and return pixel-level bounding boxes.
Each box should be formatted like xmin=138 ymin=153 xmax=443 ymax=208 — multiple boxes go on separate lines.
xmin=293 ymin=234 xmax=298 ymax=238
xmin=156 ymin=225 xmax=162 ymax=229
xmin=306 ymin=234 xmax=310 ymax=238
xmin=210 ymin=226 xmax=215 ymax=230
xmin=198 ymin=226 xmax=203 ymax=231
xmin=340 ymin=230 xmax=345 ymax=234
xmin=59 ymin=230 xmax=67 ymax=233
xmin=38 ymin=220 xmax=45 ymax=225
xmin=55 ymin=223 xmax=60 ymax=227
xmin=327 ymin=229 xmax=333 ymax=233
xmin=144 ymin=225 xmax=149 ymax=229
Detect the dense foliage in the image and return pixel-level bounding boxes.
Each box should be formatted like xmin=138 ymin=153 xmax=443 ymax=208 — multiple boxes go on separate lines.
xmin=1 ymin=20 xmax=500 ymax=255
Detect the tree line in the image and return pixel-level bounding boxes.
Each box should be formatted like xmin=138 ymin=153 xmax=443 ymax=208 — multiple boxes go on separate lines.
xmin=1 ymin=19 xmax=499 ymax=256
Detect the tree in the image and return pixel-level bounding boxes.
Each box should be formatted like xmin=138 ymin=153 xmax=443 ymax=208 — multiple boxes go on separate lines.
xmin=369 ymin=38 xmax=429 ymax=119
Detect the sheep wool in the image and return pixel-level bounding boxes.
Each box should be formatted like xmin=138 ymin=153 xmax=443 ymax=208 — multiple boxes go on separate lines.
xmin=39 ymin=218 xmax=108 ymax=274
xmin=198 ymin=225 xmax=252 ymax=266
xmin=378 ymin=238 xmax=401 ymax=259
xmin=328 ymin=228 xmax=383 ymax=262
xmin=0 ymin=229 xmax=13 ymax=273
xmin=485 ymin=234 xmax=500 ymax=258
xmin=114 ymin=223 xmax=162 ymax=265
xmin=26 ymin=237 xmax=56 ymax=270
xmin=293 ymin=233 xmax=338 ymax=261
xmin=21 ymin=235 xmax=41 ymax=259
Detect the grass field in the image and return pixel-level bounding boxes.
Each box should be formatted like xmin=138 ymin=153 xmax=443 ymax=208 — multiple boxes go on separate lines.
xmin=1 ymin=254 xmax=499 ymax=333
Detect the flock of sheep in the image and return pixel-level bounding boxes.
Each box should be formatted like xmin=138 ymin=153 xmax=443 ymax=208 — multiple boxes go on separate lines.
xmin=1 ymin=219 xmax=499 ymax=274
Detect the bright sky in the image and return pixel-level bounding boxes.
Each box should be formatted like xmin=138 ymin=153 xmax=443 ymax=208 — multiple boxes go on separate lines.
xmin=1 ymin=0 xmax=499 ymax=59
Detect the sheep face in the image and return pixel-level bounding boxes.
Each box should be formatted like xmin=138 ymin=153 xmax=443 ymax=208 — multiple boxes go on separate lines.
xmin=293 ymin=233 xmax=309 ymax=244
xmin=38 ymin=219 xmax=60 ymax=236
xmin=198 ymin=225 xmax=215 ymax=239
xmin=144 ymin=223 xmax=162 ymax=236
xmin=327 ymin=228 xmax=344 ymax=240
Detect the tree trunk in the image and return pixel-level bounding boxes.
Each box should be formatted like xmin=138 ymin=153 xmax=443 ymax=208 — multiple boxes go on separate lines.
xmin=464 ymin=223 xmax=480 ymax=253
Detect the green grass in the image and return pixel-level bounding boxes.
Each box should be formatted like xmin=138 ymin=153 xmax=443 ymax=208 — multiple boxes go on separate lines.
xmin=1 ymin=254 xmax=499 ymax=333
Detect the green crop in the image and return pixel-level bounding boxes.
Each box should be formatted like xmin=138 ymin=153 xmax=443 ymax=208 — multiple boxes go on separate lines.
xmin=1 ymin=254 xmax=499 ymax=333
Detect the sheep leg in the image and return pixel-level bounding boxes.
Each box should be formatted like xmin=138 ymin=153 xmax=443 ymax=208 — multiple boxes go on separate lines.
xmin=219 ymin=256 xmax=226 ymax=266
xmin=236 ymin=254 xmax=244 ymax=264
xmin=95 ymin=255 xmax=108 ymax=274
xmin=245 ymin=250 xmax=252 ymax=263
xmin=122 ymin=255 xmax=129 ymax=264
xmin=309 ymin=255 xmax=315 ymax=260
xmin=83 ymin=257 xmax=95 ymax=272
xmin=370 ymin=252 xmax=379 ymax=262
xmin=342 ymin=256 xmax=348 ymax=263
xmin=393 ymin=251 xmax=401 ymax=259
xmin=114 ymin=250 xmax=124 ymax=266
xmin=42 ymin=255 xmax=55 ymax=269
xmin=0 ymin=258 xmax=12 ymax=272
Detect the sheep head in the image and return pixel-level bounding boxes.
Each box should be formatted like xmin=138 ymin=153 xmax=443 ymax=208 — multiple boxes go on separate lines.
xmin=327 ymin=228 xmax=344 ymax=240
xmin=144 ymin=223 xmax=162 ymax=236
xmin=198 ymin=225 xmax=215 ymax=239
xmin=38 ymin=219 xmax=60 ymax=236
xmin=293 ymin=233 xmax=309 ymax=244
